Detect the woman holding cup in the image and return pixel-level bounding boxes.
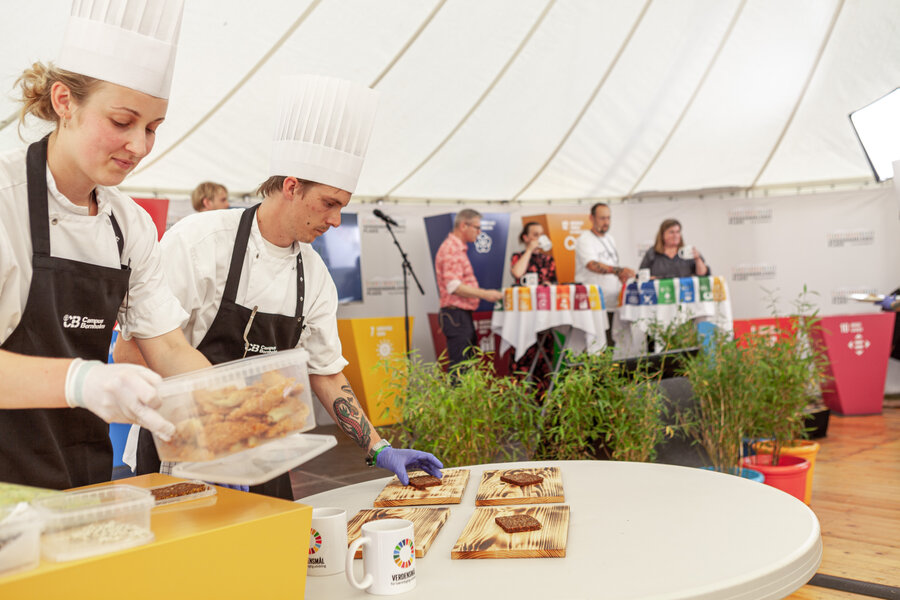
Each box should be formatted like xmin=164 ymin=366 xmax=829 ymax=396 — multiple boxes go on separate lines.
xmin=510 ymin=222 xmax=557 ymax=286
xmin=639 ymin=219 xmax=710 ymax=279
xmin=508 ymin=222 xmax=557 ymax=398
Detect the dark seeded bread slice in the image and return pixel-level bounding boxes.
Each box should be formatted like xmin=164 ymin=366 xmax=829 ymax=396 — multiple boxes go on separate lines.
xmin=495 ymin=514 xmax=542 ymax=533
xmin=500 ymin=472 xmax=544 ymax=486
xmin=408 ymin=475 xmax=442 ymax=489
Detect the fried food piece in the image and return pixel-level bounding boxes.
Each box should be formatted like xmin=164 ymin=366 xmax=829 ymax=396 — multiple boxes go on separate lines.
xmin=495 ymin=514 xmax=542 ymax=533
xmin=500 ymin=472 xmax=544 ymax=486
xmin=408 ymin=475 xmax=441 ymax=490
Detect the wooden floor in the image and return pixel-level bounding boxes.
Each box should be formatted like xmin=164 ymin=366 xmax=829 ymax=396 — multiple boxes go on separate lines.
xmin=787 ymin=403 xmax=900 ymax=599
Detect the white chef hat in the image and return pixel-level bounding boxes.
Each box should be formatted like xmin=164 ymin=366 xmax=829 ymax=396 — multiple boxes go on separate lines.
xmin=57 ymin=0 xmax=184 ymax=99
xmin=269 ymin=75 xmax=379 ymax=194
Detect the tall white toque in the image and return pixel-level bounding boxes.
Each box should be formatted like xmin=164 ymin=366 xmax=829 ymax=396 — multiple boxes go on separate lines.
xmin=269 ymin=75 xmax=379 ymax=194
xmin=57 ymin=0 xmax=184 ymax=99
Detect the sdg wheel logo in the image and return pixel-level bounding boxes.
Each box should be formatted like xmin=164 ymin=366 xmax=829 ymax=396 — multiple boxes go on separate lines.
xmin=393 ymin=538 xmax=414 ymax=568
xmin=309 ymin=528 xmax=322 ymax=555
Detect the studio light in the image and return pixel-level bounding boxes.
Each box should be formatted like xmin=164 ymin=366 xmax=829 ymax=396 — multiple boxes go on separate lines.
xmin=849 ymin=87 xmax=900 ymax=181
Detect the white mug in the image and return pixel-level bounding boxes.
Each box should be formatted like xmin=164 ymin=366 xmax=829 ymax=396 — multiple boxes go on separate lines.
xmin=678 ymin=245 xmax=694 ymax=260
xmin=346 ymin=518 xmax=416 ymax=595
xmin=537 ymin=234 xmax=552 ymax=252
xmin=638 ymin=268 xmax=651 ymax=283
xmin=308 ymin=507 xmax=348 ymax=576
xmin=521 ymin=272 xmax=538 ymax=287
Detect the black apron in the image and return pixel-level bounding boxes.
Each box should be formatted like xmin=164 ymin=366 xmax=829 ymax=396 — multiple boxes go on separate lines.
xmin=0 ymin=135 xmax=130 ymax=489
xmin=137 ymin=204 xmax=305 ymax=500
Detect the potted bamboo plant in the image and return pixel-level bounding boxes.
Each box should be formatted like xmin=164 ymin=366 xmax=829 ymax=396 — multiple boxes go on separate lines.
xmin=678 ymin=328 xmax=763 ymax=481
xmin=381 ymin=350 xmax=541 ymax=468
xmin=741 ymin=288 xmax=828 ymax=503
xmin=538 ymin=350 xmax=666 ymax=462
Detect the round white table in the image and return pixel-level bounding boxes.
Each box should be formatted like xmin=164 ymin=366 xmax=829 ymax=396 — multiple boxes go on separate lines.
xmin=300 ymin=460 xmax=821 ymax=600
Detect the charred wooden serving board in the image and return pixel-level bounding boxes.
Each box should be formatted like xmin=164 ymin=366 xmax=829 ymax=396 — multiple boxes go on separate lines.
xmin=347 ymin=507 xmax=450 ymax=558
xmin=373 ymin=469 xmax=470 ymax=507
xmin=451 ymin=504 xmax=570 ymax=559
xmin=475 ymin=466 xmax=564 ymax=505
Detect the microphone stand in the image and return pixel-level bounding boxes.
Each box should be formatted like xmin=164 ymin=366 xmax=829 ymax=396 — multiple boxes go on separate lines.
xmin=383 ymin=219 xmax=425 ymax=355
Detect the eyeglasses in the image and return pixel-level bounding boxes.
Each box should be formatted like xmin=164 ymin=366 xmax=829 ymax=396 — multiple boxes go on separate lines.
xmin=467 ymin=222 xmax=482 ymax=231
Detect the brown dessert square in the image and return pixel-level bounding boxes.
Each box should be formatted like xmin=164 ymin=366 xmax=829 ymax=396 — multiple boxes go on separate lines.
xmin=408 ymin=475 xmax=442 ymax=490
xmin=500 ymin=472 xmax=544 ymax=486
xmin=495 ymin=514 xmax=542 ymax=533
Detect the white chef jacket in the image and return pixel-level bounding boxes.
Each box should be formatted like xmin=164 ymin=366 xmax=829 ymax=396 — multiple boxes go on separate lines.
xmin=159 ymin=208 xmax=348 ymax=376
xmin=0 ymin=147 xmax=187 ymax=345
xmin=574 ymin=230 xmax=623 ymax=310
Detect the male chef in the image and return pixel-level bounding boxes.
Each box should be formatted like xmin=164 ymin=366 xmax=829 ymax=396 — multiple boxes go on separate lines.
xmin=120 ymin=75 xmax=442 ymax=499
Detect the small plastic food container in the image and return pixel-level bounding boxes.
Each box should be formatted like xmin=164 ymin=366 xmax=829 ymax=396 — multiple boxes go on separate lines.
xmin=0 ymin=503 xmax=42 ymax=574
xmin=31 ymin=485 xmax=154 ymax=562
xmin=152 ymin=348 xmax=315 ymax=463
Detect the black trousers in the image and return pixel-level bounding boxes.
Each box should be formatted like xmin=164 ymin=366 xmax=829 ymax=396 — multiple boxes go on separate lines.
xmin=439 ymin=307 xmax=476 ymax=369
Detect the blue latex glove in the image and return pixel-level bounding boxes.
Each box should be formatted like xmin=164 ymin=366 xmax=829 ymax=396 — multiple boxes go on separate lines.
xmin=376 ymin=447 xmax=443 ymax=486
xmin=208 ymin=482 xmax=249 ymax=492
xmin=879 ymin=295 xmax=896 ymax=311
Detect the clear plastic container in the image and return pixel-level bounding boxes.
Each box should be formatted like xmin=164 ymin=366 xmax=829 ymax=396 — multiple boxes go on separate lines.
xmin=152 ymin=348 xmax=315 ymax=463
xmin=0 ymin=504 xmax=42 ymax=574
xmin=31 ymin=485 xmax=154 ymax=562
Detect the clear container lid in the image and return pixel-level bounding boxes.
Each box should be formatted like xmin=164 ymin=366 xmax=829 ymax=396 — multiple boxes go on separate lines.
xmin=171 ymin=433 xmax=337 ymax=486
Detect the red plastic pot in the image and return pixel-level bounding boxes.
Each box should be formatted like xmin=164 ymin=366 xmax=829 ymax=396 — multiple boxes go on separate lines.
xmin=740 ymin=454 xmax=809 ymax=502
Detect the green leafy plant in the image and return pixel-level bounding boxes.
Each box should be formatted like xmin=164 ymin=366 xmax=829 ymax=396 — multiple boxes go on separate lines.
xmin=744 ymin=287 xmax=829 ymax=464
xmin=679 ymin=286 xmax=829 ymax=470
xmin=678 ymin=329 xmax=757 ymax=472
xmin=380 ymin=350 xmax=541 ymax=467
xmin=538 ymin=350 xmax=666 ymax=462
xmin=646 ymin=309 xmax=703 ymax=352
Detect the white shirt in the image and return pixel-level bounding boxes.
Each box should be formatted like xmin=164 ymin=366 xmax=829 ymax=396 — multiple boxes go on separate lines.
xmin=0 ymin=147 xmax=187 ymax=344
xmin=160 ymin=208 xmax=348 ymax=376
xmin=574 ymin=230 xmax=622 ymax=310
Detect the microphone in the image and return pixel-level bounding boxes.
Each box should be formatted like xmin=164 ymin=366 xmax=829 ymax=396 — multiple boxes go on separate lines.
xmin=373 ymin=208 xmax=399 ymax=227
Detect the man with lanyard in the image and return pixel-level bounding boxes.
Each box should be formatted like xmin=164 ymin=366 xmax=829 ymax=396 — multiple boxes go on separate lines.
xmin=434 ymin=209 xmax=504 ymax=369
xmin=574 ymin=202 xmax=635 ymax=347
xmin=120 ymin=75 xmax=442 ymax=499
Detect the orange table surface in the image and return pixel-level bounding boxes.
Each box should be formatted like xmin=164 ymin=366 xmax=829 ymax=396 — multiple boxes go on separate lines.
xmin=0 ymin=474 xmax=312 ymax=600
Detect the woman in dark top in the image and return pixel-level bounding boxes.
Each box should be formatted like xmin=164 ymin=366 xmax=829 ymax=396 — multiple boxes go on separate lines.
xmin=510 ymin=222 xmax=558 ymax=285
xmin=508 ymin=222 xmax=557 ymax=399
xmin=639 ymin=219 xmax=710 ymax=279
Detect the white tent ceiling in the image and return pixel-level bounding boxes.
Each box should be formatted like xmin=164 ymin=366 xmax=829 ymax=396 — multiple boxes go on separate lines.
xmin=2 ymin=0 xmax=899 ymax=202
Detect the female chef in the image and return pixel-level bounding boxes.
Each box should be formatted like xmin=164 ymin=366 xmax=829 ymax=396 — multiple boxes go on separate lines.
xmin=0 ymin=0 xmax=209 ymax=489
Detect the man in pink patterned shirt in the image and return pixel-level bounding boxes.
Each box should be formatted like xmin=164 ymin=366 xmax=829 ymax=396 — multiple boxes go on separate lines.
xmin=434 ymin=209 xmax=504 ymax=368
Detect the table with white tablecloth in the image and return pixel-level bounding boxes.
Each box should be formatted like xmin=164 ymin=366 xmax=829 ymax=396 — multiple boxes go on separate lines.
xmin=490 ymin=284 xmax=609 ymax=364
xmin=612 ymin=275 xmax=734 ymax=357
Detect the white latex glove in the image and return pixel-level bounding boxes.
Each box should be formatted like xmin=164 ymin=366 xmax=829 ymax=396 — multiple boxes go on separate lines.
xmin=64 ymin=359 xmax=175 ymax=441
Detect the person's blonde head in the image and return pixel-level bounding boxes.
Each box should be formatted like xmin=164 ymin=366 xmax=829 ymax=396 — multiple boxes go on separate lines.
xmin=15 ymin=62 xmax=101 ymax=133
xmin=191 ymin=182 xmax=228 ymax=212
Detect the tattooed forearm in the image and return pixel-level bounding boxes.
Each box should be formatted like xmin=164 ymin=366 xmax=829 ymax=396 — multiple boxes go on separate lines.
xmin=333 ymin=384 xmax=372 ymax=450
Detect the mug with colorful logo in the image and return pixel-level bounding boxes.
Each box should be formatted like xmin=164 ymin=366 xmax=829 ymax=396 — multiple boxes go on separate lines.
xmin=308 ymin=507 xmax=348 ymax=576
xmin=346 ymin=518 xmax=416 ymax=595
